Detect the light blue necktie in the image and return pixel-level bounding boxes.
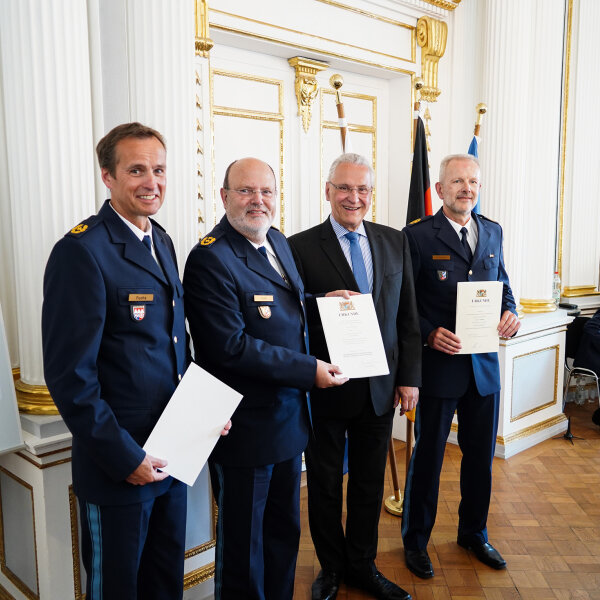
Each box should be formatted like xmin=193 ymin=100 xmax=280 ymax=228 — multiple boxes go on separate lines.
xmin=345 ymin=231 xmax=369 ymax=293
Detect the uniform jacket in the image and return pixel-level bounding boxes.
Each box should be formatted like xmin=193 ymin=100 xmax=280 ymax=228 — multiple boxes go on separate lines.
xmin=288 ymin=218 xmax=422 ymax=418
xmin=42 ymin=200 xmax=188 ymax=505
xmin=183 ymin=216 xmax=316 ymax=467
xmin=403 ymin=208 xmax=517 ymax=398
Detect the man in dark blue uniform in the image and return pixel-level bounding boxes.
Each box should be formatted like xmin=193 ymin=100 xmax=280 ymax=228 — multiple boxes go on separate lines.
xmin=42 ymin=123 xmax=194 ymax=599
xmin=401 ymin=154 xmax=520 ymax=579
xmin=183 ymin=157 xmax=349 ymax=600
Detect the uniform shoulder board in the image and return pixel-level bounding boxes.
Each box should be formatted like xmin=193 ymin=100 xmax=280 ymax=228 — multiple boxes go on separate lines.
xmin=199 ymin=229 xmax=223 ymax=247
xmin=65 ymin=214 xmax=100 ymax=237
xmin=408 ymin=214 xmax=432 ymax=226
xmin=479 ymin=214 xmax=499 ymax=225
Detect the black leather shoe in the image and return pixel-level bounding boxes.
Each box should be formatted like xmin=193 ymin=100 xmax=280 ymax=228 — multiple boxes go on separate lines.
xmin=405 ymin=549 xmax=434 ymax=579
xmin=457 ymin=538 xmax=507 ymax=569
xmin=346 ymin=569 xmax=411 ymax=600
xmin=311 ymin=569 xmax=342 ymax=600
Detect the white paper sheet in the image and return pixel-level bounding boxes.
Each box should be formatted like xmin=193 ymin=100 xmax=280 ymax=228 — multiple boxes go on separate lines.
xmin=143 ymin=362 xmax=242 ymax=486
xmin=455 ymin=281 xmax=503 ymax=354
xmin=316 ymin=294 xmax=390 ymax=379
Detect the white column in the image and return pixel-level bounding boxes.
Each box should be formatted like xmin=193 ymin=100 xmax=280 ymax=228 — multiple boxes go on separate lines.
xmin=0 ymin=0 xmax=95 ymax=410
xmin=102 ymin=0 xmax=198 ymax=269
xmin=0 ymin=72 xmax=19 ymax=371
xmin=479 ymin=0 xmax=564 ymax=312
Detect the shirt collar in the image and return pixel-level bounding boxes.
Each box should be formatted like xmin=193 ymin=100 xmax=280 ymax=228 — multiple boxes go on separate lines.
xmin=329 ymin=214 xmax=367 ymax=239
xmin=109 ymin=202 xmax=152 ymax=242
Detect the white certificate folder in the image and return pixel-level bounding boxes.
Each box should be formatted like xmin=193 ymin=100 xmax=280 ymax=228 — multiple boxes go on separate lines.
xmin=316 ymin=294 xmax=389 ymax=379
xmin=143 ymin=362 xmax=242 ymax=486
xmin=455 ymin=281 xmax=503 ymax=355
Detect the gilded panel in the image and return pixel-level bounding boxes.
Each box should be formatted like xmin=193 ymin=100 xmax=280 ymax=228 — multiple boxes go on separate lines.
xmin=0 ymin=467 xmax=38 ymax=600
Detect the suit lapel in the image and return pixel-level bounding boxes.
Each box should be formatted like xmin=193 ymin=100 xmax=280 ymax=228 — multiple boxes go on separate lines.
xmin=433 ymin=208 xmax=470 ymax=264
xmin=153 ymin=228 xmax=181 ymax=289
xmin=364 ymin=221 xmax=384 ymax=305
xmin=471 ymin=212 xmax=490 ymax=264
xmin=102 ymin=203 xmax=168 ymax=285
xmin=319 ymin=219 xmax=358 ymax=290
xmin=222 ymin=218 xmax=289 ymax=289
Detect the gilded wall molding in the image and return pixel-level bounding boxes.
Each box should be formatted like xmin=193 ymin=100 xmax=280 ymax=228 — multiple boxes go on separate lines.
xmin=14 ymin=380 xmax=58 ymax=415
xmin=210 ymin=10 xmax=416 ymax=73
xmin=0 ymin=467 xmax=39 ymax=600
xmin=422 ymin=0 xmax=461 ymax=10
xmin=510 ymin=345 xmax=559 ymax=422
xmin=288 ymin=57 xmax=328 ymax=133
xmin=195 ymin=0 xmax=214 ymax=57
xmin=557 ymin=0 xmax=574 ymax=279
xmin=416 ymin=16 xmax=447 ymax=102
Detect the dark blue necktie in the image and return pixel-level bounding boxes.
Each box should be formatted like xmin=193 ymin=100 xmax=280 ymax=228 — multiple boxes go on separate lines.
xmin=142 ymin=235 xmax=152 ymax=253
xmin=345 ymin=231 xmax=369 ymax=293
xmin=460 ymin=227 xmax=472 ymax=263
xmin=257 ymin=246 xmax=269 ymax=261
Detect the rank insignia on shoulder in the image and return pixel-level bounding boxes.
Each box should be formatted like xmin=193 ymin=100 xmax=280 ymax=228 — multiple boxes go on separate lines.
xmin=70 ymin=224 xmax=88 ymax=234
xmin=258 ymin=306 xmax=271 ymax=319
xmin=437 ymin=270 xmax=448 ymax=281
xmin=409 ymin=218 xmax=421 ymax=225
xmin=200 ymin=236 xmax=216 ymax=246
xmin=131 ymin=305 xmax=146 ymax=321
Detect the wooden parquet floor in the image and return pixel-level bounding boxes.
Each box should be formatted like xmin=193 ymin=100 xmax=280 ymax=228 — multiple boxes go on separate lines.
xmin=293 ymin=402 xmax=600 ymax=599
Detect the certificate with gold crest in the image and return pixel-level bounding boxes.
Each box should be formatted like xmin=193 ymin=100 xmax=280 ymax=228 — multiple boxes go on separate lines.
xmin=316 ymin=294 xmax=390 ymax=379
xmin=455 ymin=281 xmax=503 ymax=354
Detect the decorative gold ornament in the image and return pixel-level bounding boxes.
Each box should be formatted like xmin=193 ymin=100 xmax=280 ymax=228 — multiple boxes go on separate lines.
xmin=423 ymin=107 xmax=432 ymax=152
xmin=288 ymin=57 xmax=328 ymax=133
xmin=416 ymin=16 xmax=448 ymax=102
xmin=519 ymin=298 xmax=558 ymax=314
xmin=422 ymin=0 xmax=462 ymax=10
xmin=195 ymin=0 xmax=214 ymax=57
xmin=474 ymin=103 xmax=487 ymax=136
xmin=15 ymin=379 xmax=59 ymax=415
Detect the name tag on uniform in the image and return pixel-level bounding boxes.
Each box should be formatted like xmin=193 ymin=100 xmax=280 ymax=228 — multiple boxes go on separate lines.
xmin=254 ymin=294 xmax=273 ymax=302
xmin=129 ymin=293 xmax=154 ymax=302
xmin=432 ymin=255 xmax=450 ymax=260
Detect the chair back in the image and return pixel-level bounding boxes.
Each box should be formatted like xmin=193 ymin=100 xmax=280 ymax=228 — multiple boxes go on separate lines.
xmin=565 ymin=316 xmax=590 ymax=360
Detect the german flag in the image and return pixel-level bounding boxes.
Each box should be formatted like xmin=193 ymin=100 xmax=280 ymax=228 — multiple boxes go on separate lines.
xmin=406 ymin=116 xmax=432 ymax=224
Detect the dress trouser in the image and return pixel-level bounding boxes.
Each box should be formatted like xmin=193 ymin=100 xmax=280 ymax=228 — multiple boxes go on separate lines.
xmin=402 ymin=375 xmax=499 ymax=550
xmin=306 ymin=401 xmax=394 ymax=576
xmin=79 ymin=478 xmax=187 ymax=600
xmin=210 ymin=454 xmax=302 ymax=600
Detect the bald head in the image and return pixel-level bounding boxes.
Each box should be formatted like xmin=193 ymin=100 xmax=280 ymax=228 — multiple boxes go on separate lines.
xmin=220 ymin=157 xmax=277 ymax=243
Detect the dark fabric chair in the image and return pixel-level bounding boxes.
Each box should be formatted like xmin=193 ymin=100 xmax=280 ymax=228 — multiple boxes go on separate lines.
xmin=563 ymin=316 xmax=599 ymax=411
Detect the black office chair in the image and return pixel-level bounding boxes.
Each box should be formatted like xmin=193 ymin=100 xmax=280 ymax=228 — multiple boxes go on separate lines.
xmin=563 ymin=316 xmax=600 ymax=409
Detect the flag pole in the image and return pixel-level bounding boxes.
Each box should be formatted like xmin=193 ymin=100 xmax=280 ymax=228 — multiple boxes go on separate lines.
xmin=385 ymin=77 xmax=425 ymax=517
xmin=404 ymin=77 xmax=426 ymax=481
xmin=330 ymin=74 xmax=347 ymax=152
xmin=473 ymin=102 xmax=487 ymax=136
xmin=413 ymin=77 xmax=424 ymax=139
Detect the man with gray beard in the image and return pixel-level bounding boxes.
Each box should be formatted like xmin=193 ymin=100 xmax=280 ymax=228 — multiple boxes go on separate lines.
xmin=183 ymin=157 xmax=350 ymax=599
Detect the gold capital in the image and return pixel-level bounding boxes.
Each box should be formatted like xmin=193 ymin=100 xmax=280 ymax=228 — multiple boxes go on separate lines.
xmin=288 ymin=57 xmax=329 ymax=133
xmin=416 ymin=16 xmax=448 ymax=102
xmin=195 ymin=0 xmax=214 ymax=57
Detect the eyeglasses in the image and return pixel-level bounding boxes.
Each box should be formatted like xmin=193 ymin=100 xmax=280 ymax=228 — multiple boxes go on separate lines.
xmin=225 ymin=188 xmax=274 ymax=199
xmin=328 ymin=182 xmax=373 ymax=197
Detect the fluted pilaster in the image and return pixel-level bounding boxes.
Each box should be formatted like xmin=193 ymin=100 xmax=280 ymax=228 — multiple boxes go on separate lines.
xmin=0 ymin=0 xmax=95 ymax=412
xmin=480 ymin=0 xmax=564 ymax=311
xmin=124 ymin=0 xmax=197 ymax=268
